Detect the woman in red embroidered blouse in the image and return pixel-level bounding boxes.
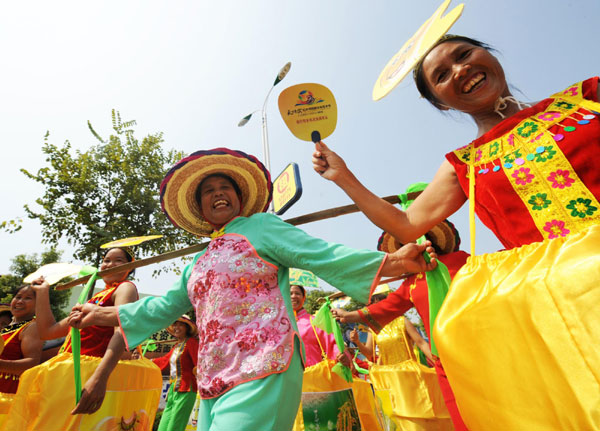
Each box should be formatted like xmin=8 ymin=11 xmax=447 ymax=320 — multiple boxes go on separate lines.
xmin=31 ymin=247 xmax=138 ymax=414
xmin=151 ymin=315 xmax=199 ymax=431
xmin=0 ymin=285 xmax=43 ymax=394
xmin=313 ymin=35 xmax=600 ymax=429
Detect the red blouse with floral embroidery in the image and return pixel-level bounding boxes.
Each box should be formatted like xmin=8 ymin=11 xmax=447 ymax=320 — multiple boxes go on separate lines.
xmin=446 ymin=78 xmax=600 ymax=249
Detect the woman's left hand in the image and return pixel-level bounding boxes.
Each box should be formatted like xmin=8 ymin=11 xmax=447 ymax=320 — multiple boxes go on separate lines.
xmin=336 ymin=349 xmax=353 ymax=368
xmin=387 ymin=241 xmax=438 ymax=275
xmin=71 ymin=375 xmax=107 ymax=415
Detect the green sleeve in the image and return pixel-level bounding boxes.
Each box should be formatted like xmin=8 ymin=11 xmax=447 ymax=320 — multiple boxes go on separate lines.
xmin=254 ymin=213 xmax=386 ymax=304
xmin=117 ymin=258 xmax=195 ymax=349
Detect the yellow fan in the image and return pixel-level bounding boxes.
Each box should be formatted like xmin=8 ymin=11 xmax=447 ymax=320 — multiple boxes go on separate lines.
xmin=373 ymin=0 xmax=464 ymax=101
xmin=24 ymin=263 xmax=82 ymax=285
xmin=100 ymin=235 xmax=163 ymax=249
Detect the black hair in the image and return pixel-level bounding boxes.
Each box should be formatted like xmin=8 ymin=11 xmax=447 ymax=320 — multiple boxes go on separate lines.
xmin=414 ymin=36 xmax=495 ymax=110
xmin=0 ymin=310 xmax=12 ymax=320
xmin=14 ymin=284 xmax=35 ymax=297
xmin=371 ymin=293 xmax=388 ymax=304
xmin=102 ymin=247 xmax=136 ymax=278
xmin=290 ymin=284 xmax=306 ymax=297
xmin=195 ymin=173 xmax=243 ymax=209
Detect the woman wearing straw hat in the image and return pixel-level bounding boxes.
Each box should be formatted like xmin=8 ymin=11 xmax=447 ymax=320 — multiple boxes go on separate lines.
xmin=151 ymin=315 xmax=198 ymax=431
xmin=313 ymin=7 xmax=600 ymax=428
xmin=69 ymin=147 xmax=439 ymax=431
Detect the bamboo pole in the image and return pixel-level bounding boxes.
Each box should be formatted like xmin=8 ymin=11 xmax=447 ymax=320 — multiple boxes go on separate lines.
xmin=55 ymin=243 xmax=209 ymax=290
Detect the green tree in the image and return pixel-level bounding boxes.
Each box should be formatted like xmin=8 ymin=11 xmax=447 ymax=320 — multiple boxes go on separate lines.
xmin=303 ymin=288 xmax=335 ymax=315
xmin=0 ymin=249 xmax=71 ymax=320
xmin=21 ymin=110 xmax=196 ymax=272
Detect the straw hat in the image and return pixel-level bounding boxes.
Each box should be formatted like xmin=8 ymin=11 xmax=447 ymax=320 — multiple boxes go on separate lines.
xmin=167 ymin=315 xmax=198 ymax=338
xmin=377 ymin=182 xmax=460 ymax=255
xmin=160 ymin=148 xmax=273 ymax=236
xmin=289 ymin=269 xmax=319 ymax=288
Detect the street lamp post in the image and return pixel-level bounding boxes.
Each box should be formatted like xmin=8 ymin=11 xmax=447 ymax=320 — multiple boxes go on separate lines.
xmin=238 ymin=61 xmax=292 ymax=176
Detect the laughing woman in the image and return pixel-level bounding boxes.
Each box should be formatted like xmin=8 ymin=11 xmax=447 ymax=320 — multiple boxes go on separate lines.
xmin=69 ymin=148 xmax=438 ymax=431
xmin=0 ymin=285 xmax=43 ymax=394
xmin=313 ymin=34 xmax=600 ymax=430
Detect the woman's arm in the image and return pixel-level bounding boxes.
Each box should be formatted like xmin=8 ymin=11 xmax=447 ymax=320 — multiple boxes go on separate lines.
xmin=404 ymin=318 xmax=435 ymax=366
xmin=30 ymin=278 xmax=70 ymax=340
xmin=0 ymin=322 xmax=43 ymax=375
xmin=71 ymin=281 xmax=139 ymax=415
xmin=71 ymin=330 xmax=126 ymax=415
xmin=312 ymin=141 xmax=466 ymax=243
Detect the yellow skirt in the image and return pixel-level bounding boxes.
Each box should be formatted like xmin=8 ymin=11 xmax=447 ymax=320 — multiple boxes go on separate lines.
xmin=293 ymin=359 xmax=382 ymax=431
xmin=3 ymin=352 xmax=162 ymax=431
xmin=434 ymin=225 xmax=600 ymax=430
xmin=370 ymin=361 xmax=452 ymax=431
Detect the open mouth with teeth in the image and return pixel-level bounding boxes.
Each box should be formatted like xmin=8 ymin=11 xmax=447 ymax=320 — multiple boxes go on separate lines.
xmin=213 ymin=199 xmax=230 ymax=209
xmin=462 ymin=72 xmax=486 ymax=93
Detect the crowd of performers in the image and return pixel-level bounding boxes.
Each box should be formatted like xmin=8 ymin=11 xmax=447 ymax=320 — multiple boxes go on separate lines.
xmin=0 ymin=30 xmax=599 ymax=431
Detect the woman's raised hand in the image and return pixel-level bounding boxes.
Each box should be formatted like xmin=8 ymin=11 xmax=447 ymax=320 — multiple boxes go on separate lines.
xmin=312 ymin=141 xmax=349 ymax=182
xmin=332 ymin=308 xmax=360 ymax=324
xmin=29 ymin=277 xmax=50 ymax=291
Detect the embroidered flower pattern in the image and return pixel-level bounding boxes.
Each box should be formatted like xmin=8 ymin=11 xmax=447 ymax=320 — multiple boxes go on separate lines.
xmin=475 ymin=148 xmax=482 ymax=162
xmin=517 ymin=121 xmax=538 ymax=138
xmin=553 ymin=101 xmax=575 ymax=110
xmin=543 ymin=220 xmax=570 ymax=239
xmin=566 ymin=198 xmax=598 ymax=218
xmin=563 ymin=87 xmax=578 ymax=97
xmin=547 ymin=169 xmax=574 ymax=189
xmin=507 ymin=134 xmax=515 ymax=146
xmin=537 ymin=112 xmax=561 ymax=121
xmin=512 ymin=167 xmax=534 ymax=186
xmin=504 ymin=149 xmax=522 ymax=164
xmin=489 ymin=141 xmax=500 ymax=157
xmin=200 ymin=378 xmax=234 ymax=398
xmin=528 ymin=193 xmax=552 ymax=211
xmin=188 ymin=234 xmax=293 ymax=399
xmin=534 ymin=146 xmax=556 ymax=163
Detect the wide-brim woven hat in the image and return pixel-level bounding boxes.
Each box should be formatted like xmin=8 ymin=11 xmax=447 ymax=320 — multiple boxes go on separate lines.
xmin=377 ymin=219 xmax=460 ymax=255
xmin=167 ymin=315 xmax=198 ymax=338
xmin=160 ymin=148 xmax=273 ymax=236
xmin=377 ymin=182 xmax=461 ymax=255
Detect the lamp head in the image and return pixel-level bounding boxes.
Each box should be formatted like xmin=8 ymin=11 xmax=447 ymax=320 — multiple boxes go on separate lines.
xmin=274 ymin=61 xmax=292 ymax=86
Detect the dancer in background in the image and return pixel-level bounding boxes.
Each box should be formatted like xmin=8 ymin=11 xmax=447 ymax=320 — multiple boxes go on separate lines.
xmin=151 ymin=315 xmax=199 ymax=431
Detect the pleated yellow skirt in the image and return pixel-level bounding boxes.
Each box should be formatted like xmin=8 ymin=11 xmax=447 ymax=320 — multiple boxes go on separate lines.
xmin=293 ymin=359 xmax=382 ymax=431
xmin=434 ymin=225 xmax=600 ymax=430
xmin=370 ymin=361 xmax=453 ymax=431
xmin=4 ymin=352 xmax=162 ymax=431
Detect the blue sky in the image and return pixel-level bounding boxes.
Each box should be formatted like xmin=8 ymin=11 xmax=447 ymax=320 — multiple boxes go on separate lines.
xmin=2 ymin=0 xmax=599 ymax=295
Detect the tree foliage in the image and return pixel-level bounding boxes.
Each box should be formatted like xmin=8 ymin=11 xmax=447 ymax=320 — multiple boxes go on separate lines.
xmin=303 ymin=288 xmax=335 ymax=315
xmin=0 ymin=249 xmax=71 ymax=320
xmin=21 ymin=110 xmax=197 ymax=272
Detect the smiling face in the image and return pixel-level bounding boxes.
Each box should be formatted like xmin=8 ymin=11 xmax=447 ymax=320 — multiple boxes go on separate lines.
xmin=100 ymin=248 xmax=132 ymax=285
xmin=169 ymin=320 xmax=189 ymax=341
xmin=11 ymin=286 xmax=36 ymax=321
xmin=420 ymin=40 xmax=509 ymax=115
xmin=290 ymin=285 xmax=306 ymax=312
xmin=198 ymin=175 xmax=242 ymax=228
